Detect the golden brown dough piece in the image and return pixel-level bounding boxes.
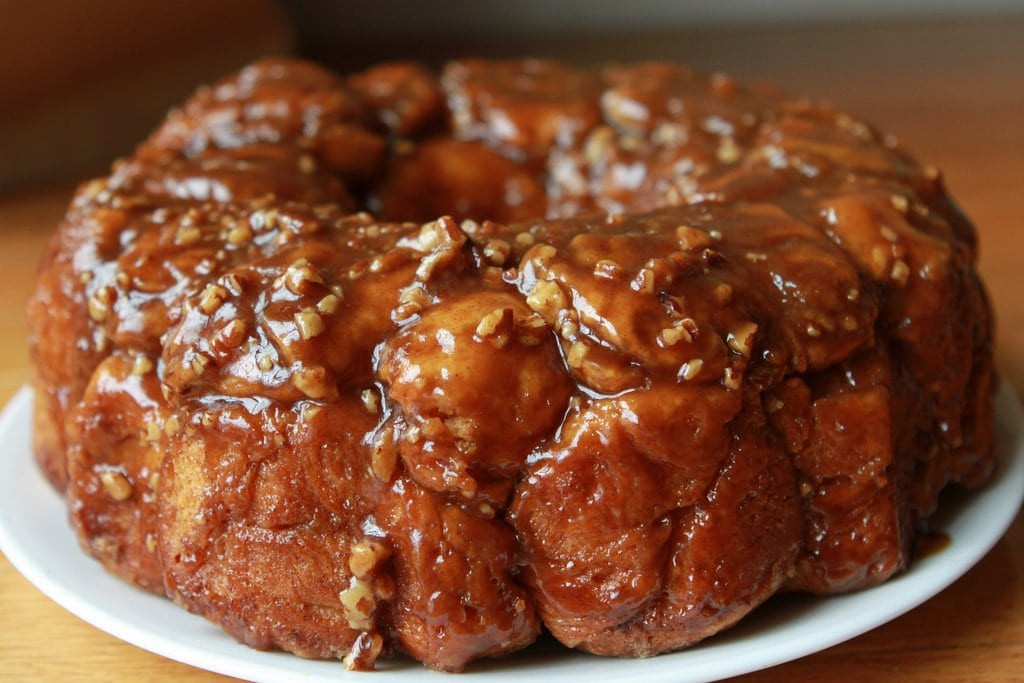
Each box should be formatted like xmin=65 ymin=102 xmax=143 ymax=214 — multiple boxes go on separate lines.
xmin=27 ymin=57 xmax=995 ymax=671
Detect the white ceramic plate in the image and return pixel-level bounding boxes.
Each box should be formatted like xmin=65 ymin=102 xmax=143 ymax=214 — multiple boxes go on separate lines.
xmin=1 ymin=384 xmax=1022 ymax=682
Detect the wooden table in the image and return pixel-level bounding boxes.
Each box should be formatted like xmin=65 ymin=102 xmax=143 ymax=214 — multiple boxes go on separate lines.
xmin=1 ymin=17 xmax=1022 ymax=682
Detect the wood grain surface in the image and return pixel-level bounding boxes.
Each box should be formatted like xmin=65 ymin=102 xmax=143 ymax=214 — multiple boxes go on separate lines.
xmin=1 ymin=17 xmax=1021 ymax=683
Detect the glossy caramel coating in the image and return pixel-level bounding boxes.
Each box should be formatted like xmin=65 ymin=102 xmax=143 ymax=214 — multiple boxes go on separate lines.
xmin=27 ymin=57 xmax=994 ymax=671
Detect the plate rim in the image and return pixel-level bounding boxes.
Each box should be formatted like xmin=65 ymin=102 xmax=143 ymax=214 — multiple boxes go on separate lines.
xmin=1 ymin=383 xmax=1022 ymax=683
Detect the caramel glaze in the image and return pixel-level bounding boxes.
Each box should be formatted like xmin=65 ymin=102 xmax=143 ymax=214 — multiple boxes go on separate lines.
xmin=26 ymin=58 xmax=995 ymax=671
